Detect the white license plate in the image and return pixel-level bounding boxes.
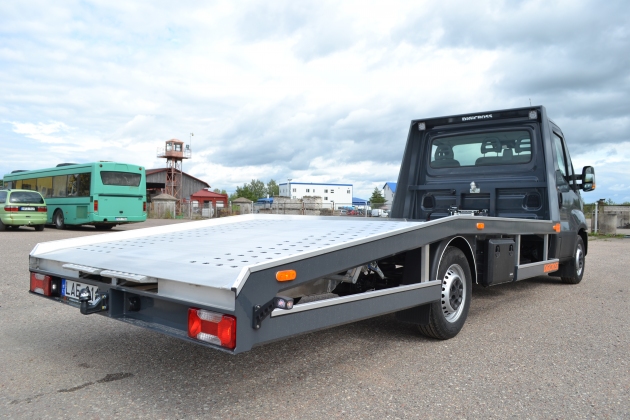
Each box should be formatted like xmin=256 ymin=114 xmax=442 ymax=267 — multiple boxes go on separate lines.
xmin=20 ymin=206 xmax=35 ymax=211
xmin=61 ymin=279 xmax=99 ymax=303
xmin=115 ymin=217 xmax=127 ymax=221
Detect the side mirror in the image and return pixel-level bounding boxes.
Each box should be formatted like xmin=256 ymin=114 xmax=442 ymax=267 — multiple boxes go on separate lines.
xmin=581 ymin=166 xmax=595 ymax=191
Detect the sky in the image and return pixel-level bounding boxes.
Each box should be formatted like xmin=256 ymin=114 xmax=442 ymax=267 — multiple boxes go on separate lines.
xmin=1 ymin=0 xmax=629 ymax=202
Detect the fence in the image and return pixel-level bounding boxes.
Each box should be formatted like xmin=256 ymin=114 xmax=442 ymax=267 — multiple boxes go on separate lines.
xmin=149 ymin=199 xmax=382 ymax=219
xmin=253 ymin=200 xmax=375 ymax=217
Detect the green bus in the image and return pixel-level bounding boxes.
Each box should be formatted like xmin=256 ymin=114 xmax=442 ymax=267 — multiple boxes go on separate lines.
xmin=3 ymin=162 xmax=147 ymax=229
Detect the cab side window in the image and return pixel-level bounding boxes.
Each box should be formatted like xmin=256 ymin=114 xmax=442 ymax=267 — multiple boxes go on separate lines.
xmin=553 ymin=132 xmax=577 ymax=190
xmin=553 ymin=133 xmax=570 ymax=192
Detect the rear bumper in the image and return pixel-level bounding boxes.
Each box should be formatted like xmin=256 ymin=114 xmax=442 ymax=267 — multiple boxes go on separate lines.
xmin=1 ymin=214 xmax=47 ymax=225
xmin=91 ymin=215 xmax=147 ymax=224
xmin=28 ymin=269 xmax=442 ymax=354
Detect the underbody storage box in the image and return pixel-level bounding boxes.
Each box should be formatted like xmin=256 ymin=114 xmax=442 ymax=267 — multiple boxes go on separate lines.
xmin=484 ymin=238 xmax=516 ymax=286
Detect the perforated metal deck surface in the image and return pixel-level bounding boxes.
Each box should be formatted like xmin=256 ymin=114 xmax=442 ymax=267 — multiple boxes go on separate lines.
xmin=31 ymin=214 xmax=427 ymax=292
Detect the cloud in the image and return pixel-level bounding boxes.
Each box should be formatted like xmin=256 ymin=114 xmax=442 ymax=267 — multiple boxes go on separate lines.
xmin=8 ymin=121 xmax=71 ymax=144
xmin=0 ymin=0 xmax=628 ymax=201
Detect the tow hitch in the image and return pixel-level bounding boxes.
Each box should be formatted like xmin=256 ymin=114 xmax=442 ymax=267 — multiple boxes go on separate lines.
xmin=78 ymin=288 xmax=109 ymax=315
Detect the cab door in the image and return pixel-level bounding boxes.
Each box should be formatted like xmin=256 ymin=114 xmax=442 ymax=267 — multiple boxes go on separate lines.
xmin=551 ymin=128 xmax=583 ymax=258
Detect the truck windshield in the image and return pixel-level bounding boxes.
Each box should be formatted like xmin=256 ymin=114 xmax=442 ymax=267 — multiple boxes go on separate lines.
xmin=430 ymin=130 xmax=532 ymax=168
xmin=100 ymin=171 xmax=141 ymax=187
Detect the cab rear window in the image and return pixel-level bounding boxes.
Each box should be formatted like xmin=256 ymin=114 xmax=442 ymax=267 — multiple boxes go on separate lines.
xmin=100 ymin=172 xmax=141 ymax=186
xmin=430 ymin=130 xmax=532 ymax=168
xmin=9 ymin=191 xmax=45 ymax=204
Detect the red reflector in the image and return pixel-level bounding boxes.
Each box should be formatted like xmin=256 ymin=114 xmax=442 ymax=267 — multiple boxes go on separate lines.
xmin=188 ymin=308 xmax=236 ymax=349
xmin=4 ymin=206 xmax=18 ymax=212
xmin=30 ymin=272 xmax=52 ymax=296
xmin=94 ymin=200 xmax=99 ymax=212
xmin=37 ymin=206 xmax=48 ymax=212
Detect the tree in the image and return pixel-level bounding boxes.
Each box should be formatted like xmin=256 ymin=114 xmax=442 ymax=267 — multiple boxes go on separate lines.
xmin=370 ymin=187 xmax=386 ymax=209
xmin=234 ymin=179 xmax=266 ymax=202
xmin=266 ymin=179 xmax=279 ymax=197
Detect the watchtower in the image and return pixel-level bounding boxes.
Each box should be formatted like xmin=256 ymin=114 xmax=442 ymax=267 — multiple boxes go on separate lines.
xmin=157 ymin=139 xmax=191 ymax=212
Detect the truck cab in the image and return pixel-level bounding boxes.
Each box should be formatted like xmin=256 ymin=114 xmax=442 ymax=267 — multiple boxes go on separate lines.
xmin=392 ymin=106 xmax=595 ymax=276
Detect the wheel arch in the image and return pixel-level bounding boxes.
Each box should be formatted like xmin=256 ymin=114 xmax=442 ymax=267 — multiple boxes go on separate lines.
xmin=431 ymin=236 xmax=477 ymax=284
xmin=578 ymin=228 xmax=588 ymax=255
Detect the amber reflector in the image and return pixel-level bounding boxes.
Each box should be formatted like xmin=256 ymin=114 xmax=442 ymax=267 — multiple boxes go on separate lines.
xmin=276 ymin=270 xmax=297 ymax=281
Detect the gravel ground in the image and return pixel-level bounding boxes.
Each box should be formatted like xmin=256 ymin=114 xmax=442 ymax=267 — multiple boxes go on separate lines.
xmin=1 ymin=220 xmax=628 ymax=419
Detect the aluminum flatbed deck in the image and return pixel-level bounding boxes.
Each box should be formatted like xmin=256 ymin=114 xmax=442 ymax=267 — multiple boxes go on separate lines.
xmin=30 ymin=215 xmax=429 ymax=307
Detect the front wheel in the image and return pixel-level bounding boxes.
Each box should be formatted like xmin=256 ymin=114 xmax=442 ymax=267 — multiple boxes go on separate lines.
xmin=418 ymin=246 xmax=472 ymax=340
xmin=561 ymin=236 xmax=585 ymax=284
xmin=54 ymin=210 xmax=66 ymax=230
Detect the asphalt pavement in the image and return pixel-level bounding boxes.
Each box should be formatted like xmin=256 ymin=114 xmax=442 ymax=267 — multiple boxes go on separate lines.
xmin=1 ymin=219 xmax=628 ymax=419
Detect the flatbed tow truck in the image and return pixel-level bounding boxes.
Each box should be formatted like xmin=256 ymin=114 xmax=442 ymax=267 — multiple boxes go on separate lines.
xmin=28 ymin=106 xmax=595 ymax=354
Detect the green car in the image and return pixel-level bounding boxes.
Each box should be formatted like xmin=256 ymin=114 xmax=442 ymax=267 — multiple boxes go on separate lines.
xmin=0 ymin=189 xmax=48 ymax=231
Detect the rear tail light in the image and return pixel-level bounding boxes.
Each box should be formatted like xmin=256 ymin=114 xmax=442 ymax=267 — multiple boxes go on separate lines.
xmin=4 ymin=206 xmax=18 ymax=212
xmin=37 ymin=206 xmax=47 ymax=212
xmin=30 ymin=273 xmax=60 ymax=296
xmin=188 ymin=308 xmax=236 ymax=349
xmin=94 ymin=200 xmax=99 ymax=212
xmin=143 ymin=201 xmax=146 ymax=212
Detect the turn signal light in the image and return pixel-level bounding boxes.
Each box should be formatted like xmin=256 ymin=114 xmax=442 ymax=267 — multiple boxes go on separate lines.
xmin=276 ymin=270 xmax=297 ymax=281
xmin=4 ymin=206 xmax=18 ymax=212
xmin=188 ymin=309 xmax=236 ymax=350
xmin=30 ymin=272 xmax=52 ymax=296
xmin=553 ymin=223 xmax=561 ymax=232
xmin=476 ymin=223 xmax=485 ymax=230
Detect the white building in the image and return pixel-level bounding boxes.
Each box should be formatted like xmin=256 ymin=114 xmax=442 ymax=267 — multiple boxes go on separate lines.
xmin=279 ymin=182 xmax=353 ymax=209
xmin=383 ymin=182 xmax=397 ymax=208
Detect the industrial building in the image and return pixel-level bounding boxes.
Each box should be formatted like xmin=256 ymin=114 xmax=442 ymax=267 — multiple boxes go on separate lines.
xmin=146 ymin=168 xmax=209 ymax=202
xmin=278 ymin=181 xmax=353 ymax=209
xmin=383 ymin=182 xmax=397 ymax=209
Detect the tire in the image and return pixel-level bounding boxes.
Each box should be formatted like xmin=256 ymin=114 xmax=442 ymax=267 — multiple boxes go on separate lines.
xmin=95 ymin=225 xmax=114 ymax=231
xmin=34 ymin=224 xmax=45 ymax=231
xmin=54 ymin=210 xmax=66 ymax=230
xmin=561 ymin=236 xmax=585 ymax=284
xmin=0 ymin=220 xmax=5 ymax=231
xmin=418 ymin=246 xmax=472 ymax=340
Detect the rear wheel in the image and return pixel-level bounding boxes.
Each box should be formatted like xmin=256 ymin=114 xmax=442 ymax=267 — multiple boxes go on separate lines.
xmin=34 ymin=224 xmax=45 ymax=231
xmin=0 ymin=220 xmax=5 ymax=231
xmin=418 ymin=246 xmax=472 ymax=340
xmin=54 ymin=210 xmax=65 ymax=229
xmin=561 ymin=236 xmax=585 ymax=284
xmin=95 ymin=225 xmax=114 ymax=230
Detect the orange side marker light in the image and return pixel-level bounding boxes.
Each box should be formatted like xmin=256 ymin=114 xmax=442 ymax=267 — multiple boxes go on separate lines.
xmin=476 ymin=223 xmax=485 ymax=230
xmin=553 ymin=223 xmax=561 ymax=232
xmin=276 ymin=270 xmax=297 ymax=282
